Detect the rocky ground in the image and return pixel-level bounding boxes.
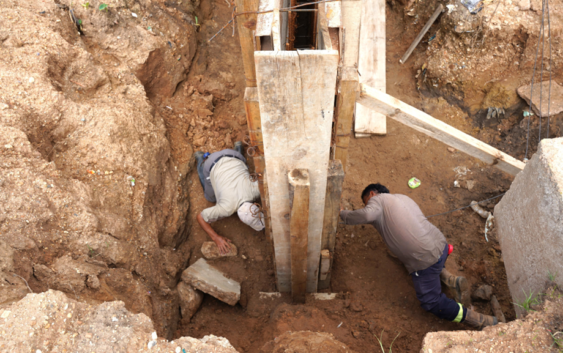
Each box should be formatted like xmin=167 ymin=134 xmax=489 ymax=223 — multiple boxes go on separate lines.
xmin=1 ymin=0 xmax=562 ymax=351
xmin=422 ymin=285 xmax=563 ymax=352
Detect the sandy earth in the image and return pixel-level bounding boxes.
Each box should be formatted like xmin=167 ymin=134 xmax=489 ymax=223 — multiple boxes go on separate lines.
xmin=1 ymin=0 xmax=562 ymax=351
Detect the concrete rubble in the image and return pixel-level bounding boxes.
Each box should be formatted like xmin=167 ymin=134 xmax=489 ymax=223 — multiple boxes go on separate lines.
xmin=181 ymin=258 xmax=241 ymax=306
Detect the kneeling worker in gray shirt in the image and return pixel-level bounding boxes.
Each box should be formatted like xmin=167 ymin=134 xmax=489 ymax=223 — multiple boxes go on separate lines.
xmin=340 ymin=183 xmax=498 ymax=329
xmin=194 ymin=142 xmax=264 ymax=254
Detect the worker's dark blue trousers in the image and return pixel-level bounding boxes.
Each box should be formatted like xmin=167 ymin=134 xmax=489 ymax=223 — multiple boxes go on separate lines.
xmin=411 ymin=245 xmax=466 ymax=322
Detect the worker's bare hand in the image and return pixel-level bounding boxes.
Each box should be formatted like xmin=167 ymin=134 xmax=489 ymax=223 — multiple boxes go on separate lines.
xmin=214 ymin=235 xmax=232 ymax=255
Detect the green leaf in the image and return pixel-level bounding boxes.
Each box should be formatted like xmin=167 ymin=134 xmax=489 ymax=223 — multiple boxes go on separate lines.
xmin=81 ymin=2 xmax=90 ymax=8
xmin=98 ymin=3 xmax=108 ymax=11
xmin=77 ymin=19 xmax=82 ymax=25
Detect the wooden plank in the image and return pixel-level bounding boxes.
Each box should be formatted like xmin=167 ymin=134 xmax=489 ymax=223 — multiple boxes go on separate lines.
xmin=236 ymin=0 xmax=260 ymax=87
xmin=318 ymin=160 xmax=344 ymax=290
xmin=325 ymin=1 xmax=342 ymax=28
xmin=334 ymin=67 xmax=358 ymax=171
xmin=354 ymin=0 xmax=386 ymax=137
xmin=272 ymin=8 xmax=282 ymax=51
xmin=400 ymin=4 xmax=444 ymax=64
xmin=288 ymin=168 xmax=310 ymax=303
xmin=341 ymin=0 xmax=361 ymax=67
xmin=255 ymin=50 xmax=338 ymax=292
xmin=317 ymin=4 xmax=332 ymax=50
xmin=298 ymin=50 xmax=339 ymax=292
xmin=244 ymin=88 xmax=272 ymax=241
xmin=358 ymin=84 xmax=526 ymax=176
xmin=244 ymin=88 xmax=265 ymax=155
xmin=256 ymin=0 xmax=275 ymax=36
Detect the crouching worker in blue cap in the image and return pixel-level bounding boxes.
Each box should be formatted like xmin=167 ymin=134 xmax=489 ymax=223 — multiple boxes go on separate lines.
xmin=340 ymin=183 xmax=498 ymax=329
xmin=194 ymin=142 xmax=265 ymax=255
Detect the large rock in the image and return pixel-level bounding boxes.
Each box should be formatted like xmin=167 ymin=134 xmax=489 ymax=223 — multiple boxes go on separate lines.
xmin=181 ymin=259 xmax=241 ymax=306
xmin=517 ymin=81 xmax=563 ymax=117
xmin=177 ymin=282 xmax=204 ymax=323
xmin=0 ymin=290 xmax=237 ymax=353
xmin=494 ymin=138 xmax=563 ymax=316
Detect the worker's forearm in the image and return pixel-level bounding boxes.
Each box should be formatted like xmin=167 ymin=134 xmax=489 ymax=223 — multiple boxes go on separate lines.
xmin=197 ymin=213 xmax=220 ymax=241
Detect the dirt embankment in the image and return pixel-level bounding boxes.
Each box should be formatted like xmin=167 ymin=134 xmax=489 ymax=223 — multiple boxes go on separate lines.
xmin=0 ymin=0 xmax=201 ymax=338
xmin=396 ymin=0 xmax=563 ymax=158
xmin=422 ymin=285 xmax=563 ymax=352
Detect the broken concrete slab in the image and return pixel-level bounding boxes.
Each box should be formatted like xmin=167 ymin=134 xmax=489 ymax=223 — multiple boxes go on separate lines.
xmin=517 ymin=81 xmax=563 ymax=117
xmin=181 ymin=258 xmax=241 ymax=306
xmin=201 ymin=241 xmax=238 ymax=259
xmin=495 ymin=137 xmax=563 ymax=317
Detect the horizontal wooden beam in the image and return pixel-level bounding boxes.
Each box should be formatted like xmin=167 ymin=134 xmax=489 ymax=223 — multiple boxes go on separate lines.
xmin=358 ymin=84 xmax=526 ymax=176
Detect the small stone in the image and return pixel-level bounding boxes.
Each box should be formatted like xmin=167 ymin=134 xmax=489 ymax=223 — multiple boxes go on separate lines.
xmin=176 ymin=348 xmax=181 ymax=353
xmin=1 ymin=310 xmax=10 ymax=319
xmin=148 ymin=340 xmax=156 ymax=349
xmin=447 ymin=147 xmax=456 ymax=153
xmin=152 ymin=332 xmax=157 ymax=340
xmin=237 ymin=115 xmax=247 ymax=126
xmin=352 ymin=330 xmax=361 ymax=338
xmin=29 ymin=77 xmax=35 ymax=83
xmin=201 ymin=241 xmax=237 ymax=259
xmin=472 ymin=284 xmax=493 ymax=301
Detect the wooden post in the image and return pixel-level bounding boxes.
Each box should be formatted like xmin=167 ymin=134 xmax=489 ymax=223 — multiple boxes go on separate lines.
xmin=235 ymin=0 xmax=260 ymax=87
xmin=355 ymin=0 xmax=386 ymax=137
xmin=288 ymin=168 xmax=310 ymax=304
xmin=244 ymin=88 xmax=271 ymax=239
xmin=341 ymin=0 xmax=361 ymax=68
xmin=318 ymin=160 xmax=345 ymax=290
xmin=357 ymin=84 xmax=526 ymax=175
xmin=255 ymin=50 xmax=338 ymax=292
xmin=334 ymin=67 xmax=359 ymax=171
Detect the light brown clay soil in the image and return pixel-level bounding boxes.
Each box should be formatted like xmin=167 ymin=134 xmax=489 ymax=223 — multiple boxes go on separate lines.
xmin=2 ymin=0 xmax=561 ymax=351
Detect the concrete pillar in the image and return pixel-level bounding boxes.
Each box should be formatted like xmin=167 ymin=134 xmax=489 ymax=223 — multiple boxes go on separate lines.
xmin=494 ymin=137 xmax=563 ymax=316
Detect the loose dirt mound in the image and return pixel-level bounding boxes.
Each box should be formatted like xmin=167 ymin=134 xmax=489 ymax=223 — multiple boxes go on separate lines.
xmin=260 ymin=331 xmax=355 ymax=353
xmin=0 ymin=0 xmax=198 ymax=338
xmin=0 ymin=290 xmax=237 ymax=353
xmin=421 ymin=286 xmax=563 ymax=352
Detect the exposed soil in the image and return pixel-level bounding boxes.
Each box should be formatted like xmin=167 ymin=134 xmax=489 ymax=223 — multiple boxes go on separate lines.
xmin=2 ymin=0 xmax=561 ymax=351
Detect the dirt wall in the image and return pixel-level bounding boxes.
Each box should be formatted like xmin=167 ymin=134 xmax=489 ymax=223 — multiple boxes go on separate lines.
xmin=0 ymin=0 xmax=199 ymax=338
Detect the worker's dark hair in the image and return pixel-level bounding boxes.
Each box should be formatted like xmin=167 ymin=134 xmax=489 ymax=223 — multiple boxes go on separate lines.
xmin=361 ymin=183 xmax=390 ymax=199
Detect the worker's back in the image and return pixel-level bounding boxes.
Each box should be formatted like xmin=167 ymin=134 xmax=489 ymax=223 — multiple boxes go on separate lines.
xmin=341 ymin=194 xmax=446 ymax=273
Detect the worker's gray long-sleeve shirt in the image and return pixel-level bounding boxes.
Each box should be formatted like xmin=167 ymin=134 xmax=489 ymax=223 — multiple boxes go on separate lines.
xmin=340 ymin=194 xmax=446 ymax=274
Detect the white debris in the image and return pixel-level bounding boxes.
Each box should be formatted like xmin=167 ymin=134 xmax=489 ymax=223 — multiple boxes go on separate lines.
xmin=132 ymin=12 xmax=138 ymax=18
xmin=148 ymin=340 xmax=156 ymax=349
xmin=151 ymin=331 xmax=157 ymax=340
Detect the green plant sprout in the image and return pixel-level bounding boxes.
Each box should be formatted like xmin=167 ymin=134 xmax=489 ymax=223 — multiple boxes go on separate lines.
xmin=548 ymin=270 xmax=557 ymax=282
xmin=375 ymin=330 xmax=401 ymax=353
xmin=514 ymin=289 xmax=541 ymax=312
xmin=81 ymin=2 xmax=90 ymax=8
xmin=99 ymin=3 xmax=108 ymax=11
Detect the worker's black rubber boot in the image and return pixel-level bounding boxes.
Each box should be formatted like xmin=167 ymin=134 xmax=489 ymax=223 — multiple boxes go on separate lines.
xmin=441 ymin=268 xmax=471 ymax=307
xmin=234 ymin=141 xmax=243 ymax=155
xmin=194 ymin=151 xmax=204 ymax=164
xmin=463 ymin=309 xmax=498 ymax=330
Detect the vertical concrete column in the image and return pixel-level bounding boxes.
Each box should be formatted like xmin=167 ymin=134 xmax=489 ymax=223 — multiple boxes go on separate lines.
xmin=495 ymin=138 xmax=563 ymax=316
